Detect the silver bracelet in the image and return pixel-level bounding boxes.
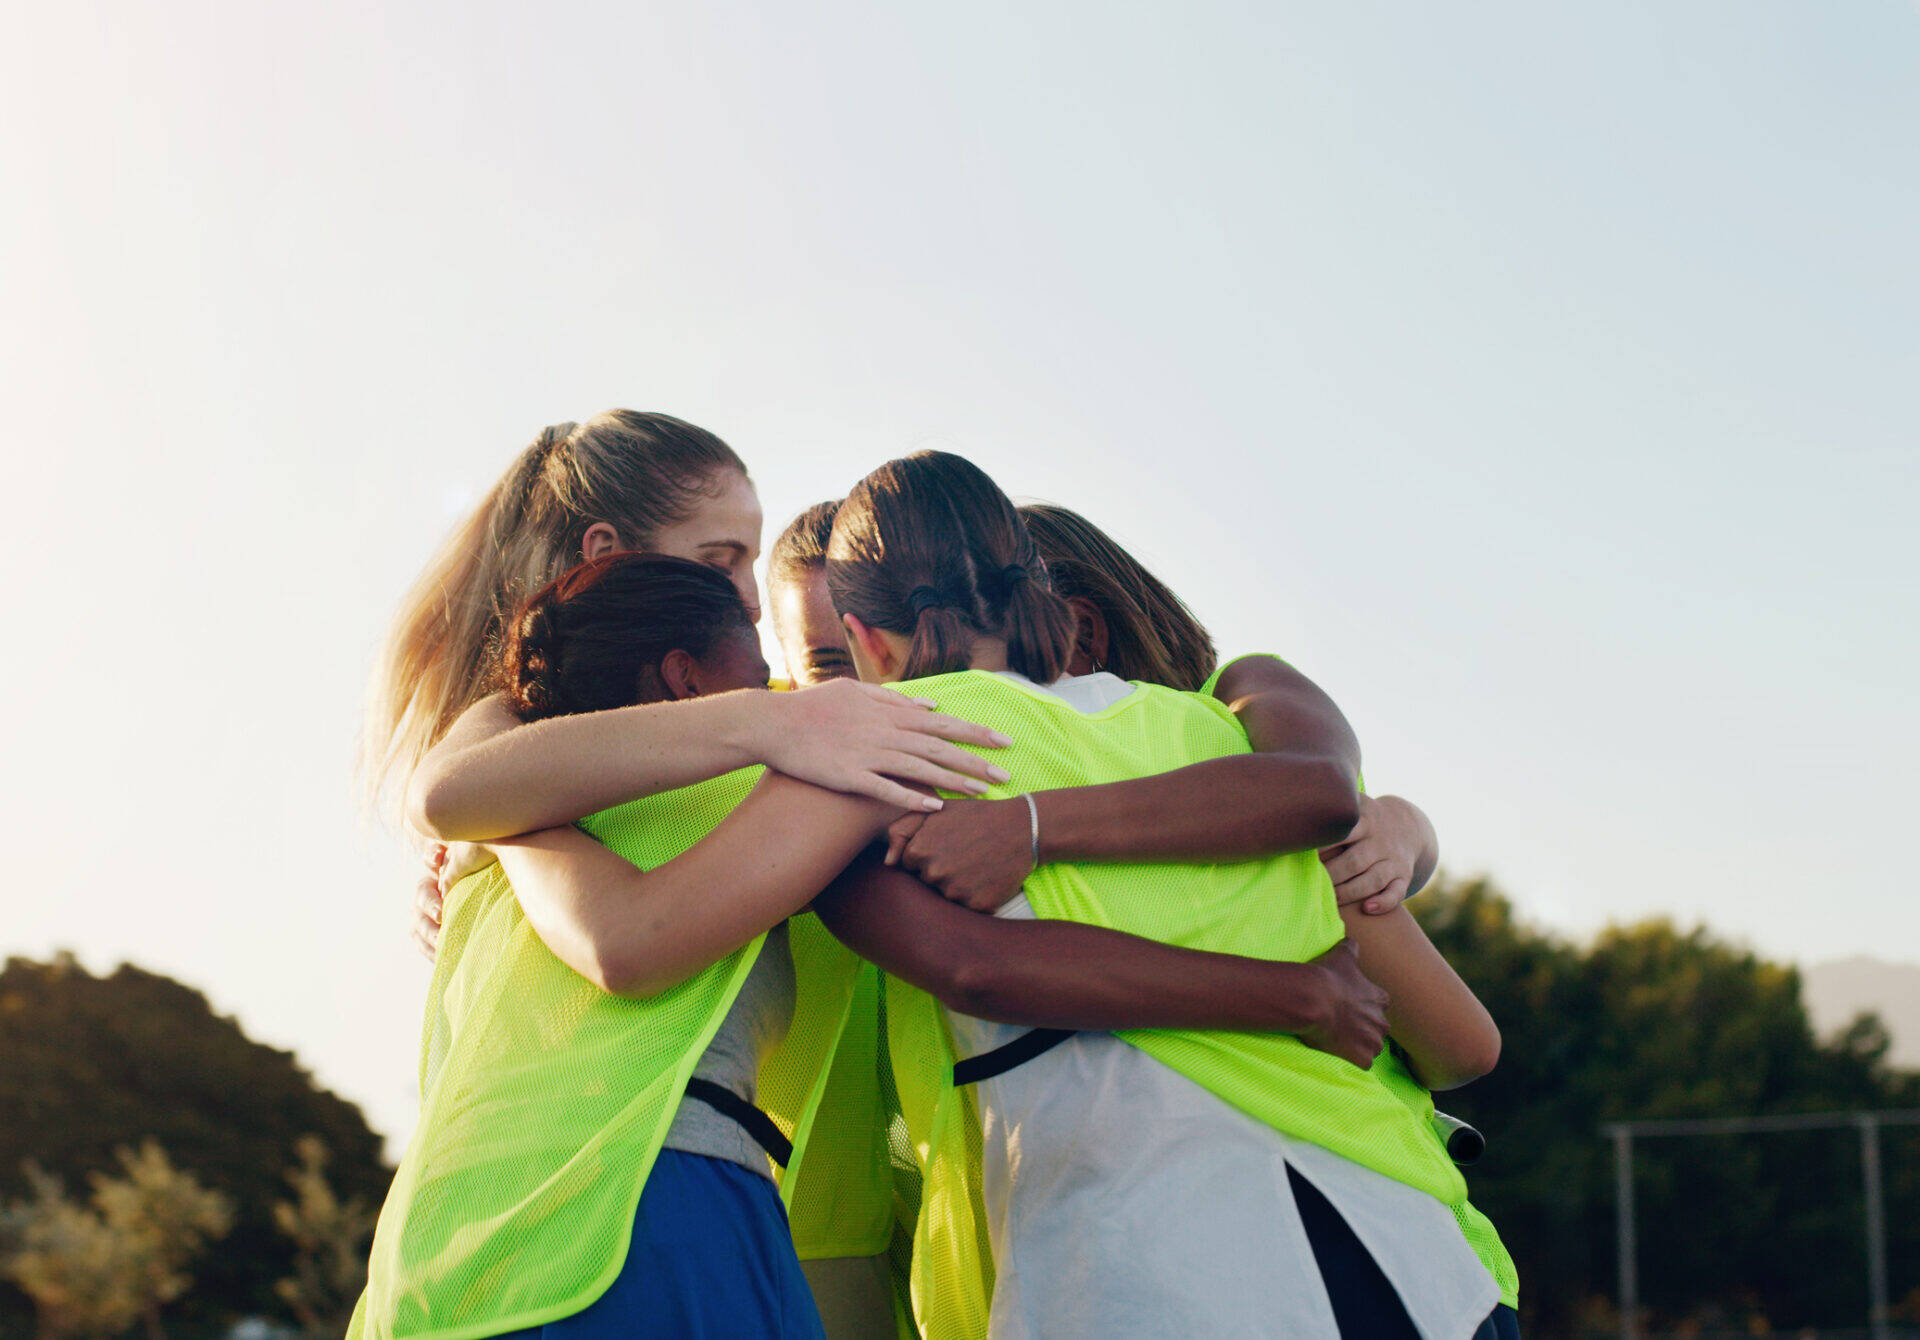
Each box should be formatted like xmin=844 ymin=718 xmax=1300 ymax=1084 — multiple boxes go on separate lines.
xmin=1020 ymin=792 xmax=1041 ymax=871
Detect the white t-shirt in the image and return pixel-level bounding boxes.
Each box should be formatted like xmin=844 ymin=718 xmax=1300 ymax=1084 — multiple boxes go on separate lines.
xmin=947 ymin=671 xmax=1499 ymax=1339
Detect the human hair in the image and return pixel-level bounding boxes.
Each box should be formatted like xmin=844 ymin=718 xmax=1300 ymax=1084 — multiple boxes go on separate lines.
xmin=1019 ymin=503 xmax=1218 ymax=692
xmin=495 ymin=553 xmax=756 ymax=722
xmin=767 ymin=500 xmax=839 ymax=592
xmin=826 ymin=451 xmax=1075 ymax=683
xmin=362 ymin=410 xmax=747 ymax=811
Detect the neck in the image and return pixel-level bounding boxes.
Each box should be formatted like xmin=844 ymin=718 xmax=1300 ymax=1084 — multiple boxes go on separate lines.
xmin=963 ymin=636 xmax=1010 ymax=673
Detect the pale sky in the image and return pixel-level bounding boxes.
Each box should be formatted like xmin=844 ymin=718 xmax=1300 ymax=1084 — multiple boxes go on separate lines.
xmin=4 ymin=2 xmax=1915 ymax=1149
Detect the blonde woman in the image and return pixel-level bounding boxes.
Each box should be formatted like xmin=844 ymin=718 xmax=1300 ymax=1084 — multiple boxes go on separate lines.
xmin=368 ymin=410 xmax=1014 ymax=840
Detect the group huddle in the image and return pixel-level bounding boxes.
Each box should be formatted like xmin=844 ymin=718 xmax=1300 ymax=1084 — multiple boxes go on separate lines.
xmin=353 ymin=411 xmax=1519 ymax=1339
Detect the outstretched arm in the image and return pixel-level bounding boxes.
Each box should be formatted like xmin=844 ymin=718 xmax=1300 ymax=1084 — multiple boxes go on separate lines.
xmin=407 ymin=679 xmax=1013 ymax=842
xmin=812 ymin=854 xmax=1391 ymax=1070
xmin=488 ymin=771 xmax=900 ymax=998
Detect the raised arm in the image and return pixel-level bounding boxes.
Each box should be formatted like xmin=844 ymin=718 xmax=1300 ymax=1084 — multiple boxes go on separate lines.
xmin=1339 ymin=903 xmax=1499 ymax=1090
xmin=407 ymin=678 xmax=1013 ymax=842
xmin=487 ymin=770 xmax=899 ymax=998
xmin=812 ymin=854 xmax=1390 ymax=1070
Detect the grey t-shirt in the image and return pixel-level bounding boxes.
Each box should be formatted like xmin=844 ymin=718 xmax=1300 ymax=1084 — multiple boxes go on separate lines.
xmin=660 ymin=919 xmax=796 ymax=1177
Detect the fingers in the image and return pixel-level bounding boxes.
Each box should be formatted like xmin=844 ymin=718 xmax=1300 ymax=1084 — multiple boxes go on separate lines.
xmin=890 ymin=734 xmax=1012 ymax=789
xmin=849 ymin=772 xmax=947 ymax=813
xmin=1363 ymin=876 xmax=1411 ymax=916
xmin=1331 ymin=858 xmax=1397 ymax=905
xmin=411 ymin=909 xmax=441 ymax=963
xmin=893 ymin=707 xmax=1014 ymax=752
xmin=884 ymin=813 xmax=928 ymax=866
xmin=414 ymin=874 xmax=443 ymax=926
xmin=1320 ymin=842 xmax=1374 ymax=887
xmin=877 ymin=751 xmax=1000 ymax=798
xmin=410 ymin=874 xmax=442 ymax=964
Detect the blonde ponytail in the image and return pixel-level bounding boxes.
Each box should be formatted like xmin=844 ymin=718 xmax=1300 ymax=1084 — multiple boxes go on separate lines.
xmin=360 ymin=412 xmax=746 ymax=817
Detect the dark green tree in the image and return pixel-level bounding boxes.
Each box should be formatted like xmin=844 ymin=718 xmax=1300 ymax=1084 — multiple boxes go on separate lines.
xmin=1419 ymin=879 xmax=1920 ymax=1336
xmin=0 ymin=955 xmax=391 ymax=1332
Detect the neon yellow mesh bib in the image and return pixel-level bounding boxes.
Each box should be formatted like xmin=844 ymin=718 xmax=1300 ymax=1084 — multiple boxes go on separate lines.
xmin=352 ymin=769 xmax=891 ymax=1339
xmin=1204 ymin=655 xmax=1520 ymax=1308
xmin=883 ymin=670 xmax=1471 ymax=1339
xmin=1373 ymin=1050 xmax=1520 ymax=1308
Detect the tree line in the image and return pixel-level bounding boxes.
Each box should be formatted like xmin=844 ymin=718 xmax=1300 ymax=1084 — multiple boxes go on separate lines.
xmin=1416 ymin=878 xmax=1920 ymax=1335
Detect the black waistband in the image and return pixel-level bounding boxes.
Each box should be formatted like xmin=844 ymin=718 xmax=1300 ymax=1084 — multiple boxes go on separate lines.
xmin=680 ymin=1079 xmax=794 ymax=1169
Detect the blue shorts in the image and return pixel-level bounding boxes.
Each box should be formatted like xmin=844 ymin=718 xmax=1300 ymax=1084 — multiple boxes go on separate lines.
xmin=492 ymin=1150 xmax=827 ymax=1340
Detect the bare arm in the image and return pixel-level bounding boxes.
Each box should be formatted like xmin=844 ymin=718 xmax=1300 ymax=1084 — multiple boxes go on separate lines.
xmin=489 ymin=771 xmax=899 ymax=998
xmin=1340 ymin=903 xmax=1499 ymax=1090
xmin=812 ymin=855 xmax=1390 ymax=1069
xmin=407 ymin=680 xmax=1014 ymax=842
xmin=1037 ymin=653 xmax=1362 ymax=861
xmin=885 ymin=654 xmax=1364 ymax=909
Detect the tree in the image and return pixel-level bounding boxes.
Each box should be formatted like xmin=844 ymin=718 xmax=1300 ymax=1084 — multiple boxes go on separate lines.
xmin=0 ymin=955 xmax=391 ymax=1331
xmin=1417 ymin=878 xmax=1920 ymax=1336
xmin=272 ymin=1137 xmax=377 ymax=1336
xmin=0 ymin=1141 xmax=233 ymax=1339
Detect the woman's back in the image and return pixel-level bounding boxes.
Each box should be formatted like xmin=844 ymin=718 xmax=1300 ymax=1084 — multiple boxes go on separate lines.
xmin=931 ymin=671 xmax=1496 ymax=1339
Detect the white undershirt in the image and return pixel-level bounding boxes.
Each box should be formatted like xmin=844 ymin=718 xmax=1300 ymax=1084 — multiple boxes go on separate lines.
xmin=947 ymin=671 xmax=1499 ymax=1339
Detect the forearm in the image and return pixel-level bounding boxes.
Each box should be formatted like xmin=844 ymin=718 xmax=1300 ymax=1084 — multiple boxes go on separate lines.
xmin=1340 ymin=904 xmax=1498 ymax=1089
xmin=498 ymin=773 xmax=899 ymax=998
xmin=409 ymin=691 xmax=766 ymax=841
xmin=1036 ymin=752 xmax=1361 ymax=864
xmin=815 ymin=862 xmax=1334 ymax=1032
xmin=1026 ymin=653 xmax=1362 ymax=866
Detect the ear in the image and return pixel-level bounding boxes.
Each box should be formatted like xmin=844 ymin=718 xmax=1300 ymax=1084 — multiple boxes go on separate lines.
xmin=581 ymin=522 xmax=622 ymax=562
xmin=842 ymin=613 xmax=900 ymax=683
xmin=657 ymin=648 xmax=703 ymax=700
xmin=1065 ymin=596 xmax=1110 ymax=675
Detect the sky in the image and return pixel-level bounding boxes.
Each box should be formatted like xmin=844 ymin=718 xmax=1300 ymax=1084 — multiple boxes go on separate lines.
xmin=2 ymin=1 xmax=1915 ymax=1149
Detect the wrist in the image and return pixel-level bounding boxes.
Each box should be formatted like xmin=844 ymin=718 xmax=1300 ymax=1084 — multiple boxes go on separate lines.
xmin=1028 ymin=788 xmax=1074 ymax=863
xmin=1270 ymin=961 xmax=1334 ymax=1035
xmin=715 ymin=689 xmax=775 ymax=773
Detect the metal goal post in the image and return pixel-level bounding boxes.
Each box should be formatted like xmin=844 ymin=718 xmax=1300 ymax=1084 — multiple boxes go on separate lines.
xmin=1604 ymin=1109 xmax=1920 ymax=1340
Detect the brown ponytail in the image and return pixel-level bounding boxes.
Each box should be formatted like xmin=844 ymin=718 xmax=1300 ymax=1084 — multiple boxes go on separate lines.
xmin=1019 ymin=503 xmax=1217 ymax=691
xmin=827 ymin=452 xmax=1075 ymax=683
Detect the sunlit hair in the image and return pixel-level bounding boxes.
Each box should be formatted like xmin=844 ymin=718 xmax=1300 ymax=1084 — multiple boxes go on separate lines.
xmin=1019 ymin=503 xmax=1218 ymax=692
xmin=495 ymin=553 xmax=756 ymax=722
xmin=767 ymin=500 xmax=839 ymax=610
xmin=826 ymin=452 xmax=1075 ymax=683
xmin=362 ymin=410 xmax=747 ymax=814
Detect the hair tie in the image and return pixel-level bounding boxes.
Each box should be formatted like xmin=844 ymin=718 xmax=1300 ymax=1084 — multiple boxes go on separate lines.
xmin=999 ymin=564 xmax=1030 ymax=592
xmin=909 ymin=585 xmax=950 ymax=616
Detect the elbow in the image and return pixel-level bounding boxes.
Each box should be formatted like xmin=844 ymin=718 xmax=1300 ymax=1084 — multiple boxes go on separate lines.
xmin=1425 ymin=1025 xmax=1502 ymax=1092
xmin=589 ymin=929 xmax=692 ymax=1001
xmin=405 ymin=764 xmax=463 ymax=842
xmin=594 ymin=950 xmax=674 ymax=1001
xmin=928 ymin=947 xmax=1022 ymax=1023
xmin=1261 ymin=759 xmax=1361 ymax=851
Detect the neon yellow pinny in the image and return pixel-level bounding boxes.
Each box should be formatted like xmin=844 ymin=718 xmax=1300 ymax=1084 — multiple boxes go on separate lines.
xmin=880 ymin=669 xmax=1473 ymax=1339
xmin=350 ymin=770 xmax=893 ymax=1338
